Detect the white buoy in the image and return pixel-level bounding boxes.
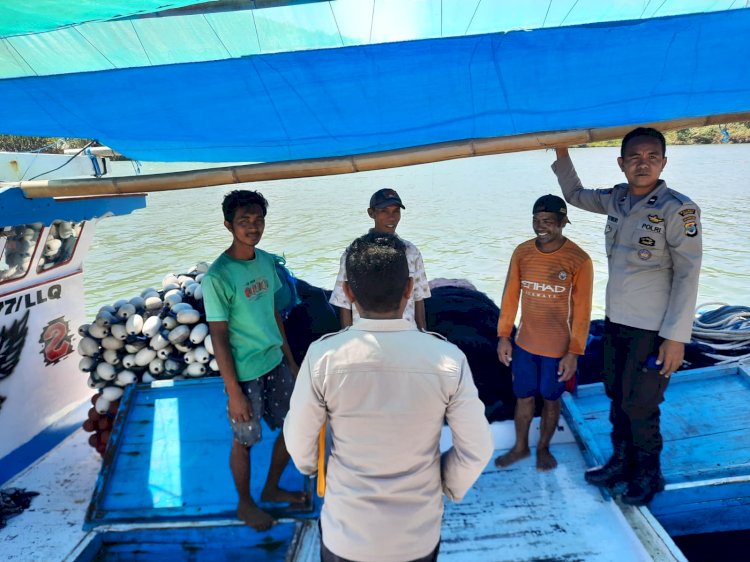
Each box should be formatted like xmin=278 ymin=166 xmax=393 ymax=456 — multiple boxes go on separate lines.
xmin=186 ymin=362 xmax=207 ymax=377
xmin=150 ymin=332 xmax=170 ymax=351
xmin=101 ymin=335 xmax=125 ymax=351
xmin=170 ymin=302 xmax=192 ymax=314
xmin=148 ymin=358 xmax=165 ymax=375
xmin=193 ymin=285 xmax=203 ymax=301
xmin=195 ymin=273 xmax=205 ymax=283
xmin=95 ymin=397 xmax=111 ymax=414
xmin=141 ymin=288 xmax=159 ymax=299
xmin=204 ymin=334 xmax=213 ymax=355
xmin=88 ymin=323 xmax=109 ymax=339
xmin=87 ymin=376 xmax=106 ymax=390
xmin=129 ymin=296 xmax=146 ymax=310
xmin=162 ymin=274 xmax=179 ymax=288
xmin=78 ymin=336 xmax=100 ymax=357
xmin=176 ymin=308 xmax=200 ymax=325
xmin=209 ymin=358 xmax=219 ymax=372
xmin=110 ymin=323 xmax=128 ymax=341
xmin=112 ymin=298 xmax=129 ymax=309
xmin=183 ymin=349 xmax=197 ymax=364
xmin=125 ymin=314 xmax=144 ymax=336
xmin=116 ymin=303 xmax=136 ymax=319
xmin=144 ymin=295 xmax=163 ymax=311
xmin=164 ymin=292 xmax=183 ymax=308
xmin=95 ymin=309 xmax=117 ymax=327
xmin=79 ymin=356 xmax=96 ymax=372
xmin=193 ymin=346 xmax=210 ymax=364
xmin=102 ymin=349 xmax=121 ymax=365
xmin=174 ymin=341 xmax=191 ymax=353
xmin=141 ymin=373 xmax=155 ymax=383
xmin=122 ymin=354 xmax=137 ymax=368
xmin=162 ymin=316 xmax=178 ymax=330
xmin=124 ymin=340 xmax=146 ymax=354
xmin=189 ymin=323 xmax=208 ymax=344
xmin=96 ymin=362 xmax=117 ymax=381
xmin=134 ymin=347 xmax=157 ymax=367
xmin=78 ymin=323 xmax=91 ymax=337
xmin=193 ymin=262 xmax=209 ymax=274
xmin=168 ymin=325 xmax=190 ymax=344
xmin=183 ymin=281 xmax=198 ymax=297
xmin=164 ymin=358 xmax=182 ymax=375
xmin=156 ymin=345 xmax=173 ymax=360
xmin=142 ymin=316 xmax=163 ymax=338
xmin=102 ymin=386 xmax=124 ymax=402
xmin=116 ymin=370 xmax=137 ymax=386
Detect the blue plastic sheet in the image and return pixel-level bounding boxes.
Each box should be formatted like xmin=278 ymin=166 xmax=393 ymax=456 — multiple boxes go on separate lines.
xmin=0 ymin=9 xmax=748 ymax=163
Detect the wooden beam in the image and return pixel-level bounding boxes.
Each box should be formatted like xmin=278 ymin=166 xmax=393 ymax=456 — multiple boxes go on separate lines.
xmin=9 ymin=111 xmax=750 ymax=198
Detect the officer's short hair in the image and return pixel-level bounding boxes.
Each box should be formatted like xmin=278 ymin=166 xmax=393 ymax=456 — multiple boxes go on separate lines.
xmin=345 ymin=232 xmax=409 ymax=313
xmin=621 ymin=127 xmax=666 ymax=157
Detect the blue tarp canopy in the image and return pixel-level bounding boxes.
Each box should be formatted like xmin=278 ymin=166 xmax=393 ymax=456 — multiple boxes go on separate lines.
xmin=0 ymin=2 xmax=749 ymax=163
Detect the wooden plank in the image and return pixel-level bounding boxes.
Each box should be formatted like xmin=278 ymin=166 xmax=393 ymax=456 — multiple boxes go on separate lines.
xmin=12 ymin=112 xmax=750 ymax=199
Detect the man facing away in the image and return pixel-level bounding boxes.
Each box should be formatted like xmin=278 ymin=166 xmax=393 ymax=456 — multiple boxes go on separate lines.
xmin=329 ymin=188 xmax=431 ymax=330
xmin=202 ymin=190 xmax=306 ymax=531
xmin=495 ymin=195 xmax=593 ymax=471
xmin=552 ymin=127 xmax=702 ymax=505
xmin=285 ymin=232 xmax=493 ymax=562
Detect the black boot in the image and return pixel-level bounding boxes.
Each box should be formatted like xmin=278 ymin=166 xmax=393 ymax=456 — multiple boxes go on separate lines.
xmin=621 ymin=450 xmax=665 ymax=506
xmin=584 ymin=439 xmax=632 ymax=488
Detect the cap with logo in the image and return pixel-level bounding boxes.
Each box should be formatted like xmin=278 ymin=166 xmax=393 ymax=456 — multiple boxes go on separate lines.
xmin=369 ymin=188 xmax=405 ymax=209
xmin=532 ymin=194 xmax=571 ymax=224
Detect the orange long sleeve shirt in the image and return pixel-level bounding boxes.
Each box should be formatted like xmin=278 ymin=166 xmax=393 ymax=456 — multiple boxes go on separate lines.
xmin=497 ymin=238 xmax=593 ymax=358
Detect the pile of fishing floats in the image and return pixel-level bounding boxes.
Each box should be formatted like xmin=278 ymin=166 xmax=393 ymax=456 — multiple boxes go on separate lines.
xmin=78 ymin=262 xmax=218 ymax=454
xmin=691 ymin=303 xmax=750 ymax=364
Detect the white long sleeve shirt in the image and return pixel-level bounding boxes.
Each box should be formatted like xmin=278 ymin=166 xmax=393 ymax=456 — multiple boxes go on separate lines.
xmin=284 ymin=318 xmax=493 ymax=562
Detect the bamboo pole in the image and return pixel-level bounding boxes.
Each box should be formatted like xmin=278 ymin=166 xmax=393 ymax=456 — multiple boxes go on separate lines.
xmin=9 ymin=111 xmax=750 ymax=199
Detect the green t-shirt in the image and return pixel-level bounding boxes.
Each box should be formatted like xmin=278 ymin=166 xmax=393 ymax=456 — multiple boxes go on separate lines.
xmin=202 ymin=249 xmax=283 ymax=381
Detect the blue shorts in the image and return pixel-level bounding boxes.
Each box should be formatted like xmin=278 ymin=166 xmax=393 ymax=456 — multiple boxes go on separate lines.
xmin=512 ymin=346 xmax=566 ymax=401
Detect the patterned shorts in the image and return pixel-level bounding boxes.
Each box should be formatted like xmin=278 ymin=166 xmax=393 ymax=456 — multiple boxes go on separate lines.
xmin=228 ymin=361 xmax=294 ymax=447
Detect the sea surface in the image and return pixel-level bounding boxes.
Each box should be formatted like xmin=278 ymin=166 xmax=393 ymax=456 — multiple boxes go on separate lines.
xmin=86 ymin=144 xmax=750 ymax=318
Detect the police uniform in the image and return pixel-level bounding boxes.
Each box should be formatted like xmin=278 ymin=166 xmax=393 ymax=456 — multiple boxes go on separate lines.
xmin=552 ymin=154 xmax=702 ymax=475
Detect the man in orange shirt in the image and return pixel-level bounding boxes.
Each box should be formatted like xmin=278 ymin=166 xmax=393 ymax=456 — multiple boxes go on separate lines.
xmin=495 ymin=195 xmax=593 ymax=471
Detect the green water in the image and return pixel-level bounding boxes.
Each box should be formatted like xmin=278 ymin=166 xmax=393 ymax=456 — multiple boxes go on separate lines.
xmin=84 ymin=145 xmax=750 ymax=318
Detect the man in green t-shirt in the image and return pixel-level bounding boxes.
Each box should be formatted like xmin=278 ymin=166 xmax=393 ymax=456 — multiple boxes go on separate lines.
xmin=202 ymin=190 xmax=305 ymax=531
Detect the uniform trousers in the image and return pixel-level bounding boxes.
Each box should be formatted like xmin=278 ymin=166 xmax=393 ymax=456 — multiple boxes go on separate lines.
xmin=602 ymin=319 xmax=671 ymax=456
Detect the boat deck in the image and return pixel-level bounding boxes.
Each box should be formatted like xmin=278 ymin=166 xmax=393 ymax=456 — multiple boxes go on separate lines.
xmin=0 ymin=419 xmax=684 ymax=561
xmin=564 ymin=363 xmax=750 ymax=537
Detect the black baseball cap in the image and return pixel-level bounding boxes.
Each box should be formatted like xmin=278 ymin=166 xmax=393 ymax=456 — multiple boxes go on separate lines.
xmin=533 ymin=194 xmax=570 ymax=224
xmin=370 ymin=188 xmax=405 ymax=209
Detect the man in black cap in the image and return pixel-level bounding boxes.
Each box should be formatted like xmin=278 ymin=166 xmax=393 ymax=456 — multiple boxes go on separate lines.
xmin=496 ymin=194 xmax=593 ymax=471
xmin=330 ymin=188 xmax=431 ymax=330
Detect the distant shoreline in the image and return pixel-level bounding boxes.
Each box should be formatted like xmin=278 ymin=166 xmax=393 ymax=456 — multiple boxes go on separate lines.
xmin=1 ymin=122 xmax=749 ymax=154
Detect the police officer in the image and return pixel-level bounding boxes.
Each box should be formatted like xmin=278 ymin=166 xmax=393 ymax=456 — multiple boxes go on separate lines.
xmin=551 ymin=127 xmax=702 ymax=505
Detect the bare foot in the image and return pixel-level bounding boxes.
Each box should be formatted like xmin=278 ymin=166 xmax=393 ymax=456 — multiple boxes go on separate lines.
xmin=494 ymin=447 xmax=531 ymax=468
xmin=238 ymin=500 xmax=276 ymax=531
xmin=260 ymin=486 xmax=308 ymax=505
xmin=536 ymin=447 xmax=558 ymax=471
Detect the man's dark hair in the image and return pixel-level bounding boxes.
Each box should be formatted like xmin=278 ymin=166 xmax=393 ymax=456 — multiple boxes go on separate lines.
xmin=222 ymin=190 xmax=268 ymax=222
xmin=621 ymin=127 xmax=666 ymax=157
xmin=345 ymin=232 xmax=409 ymax=313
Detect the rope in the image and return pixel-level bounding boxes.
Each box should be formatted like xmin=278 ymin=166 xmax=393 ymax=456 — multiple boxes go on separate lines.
xmin=691 ymin=303 xmax=750 ymax=365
